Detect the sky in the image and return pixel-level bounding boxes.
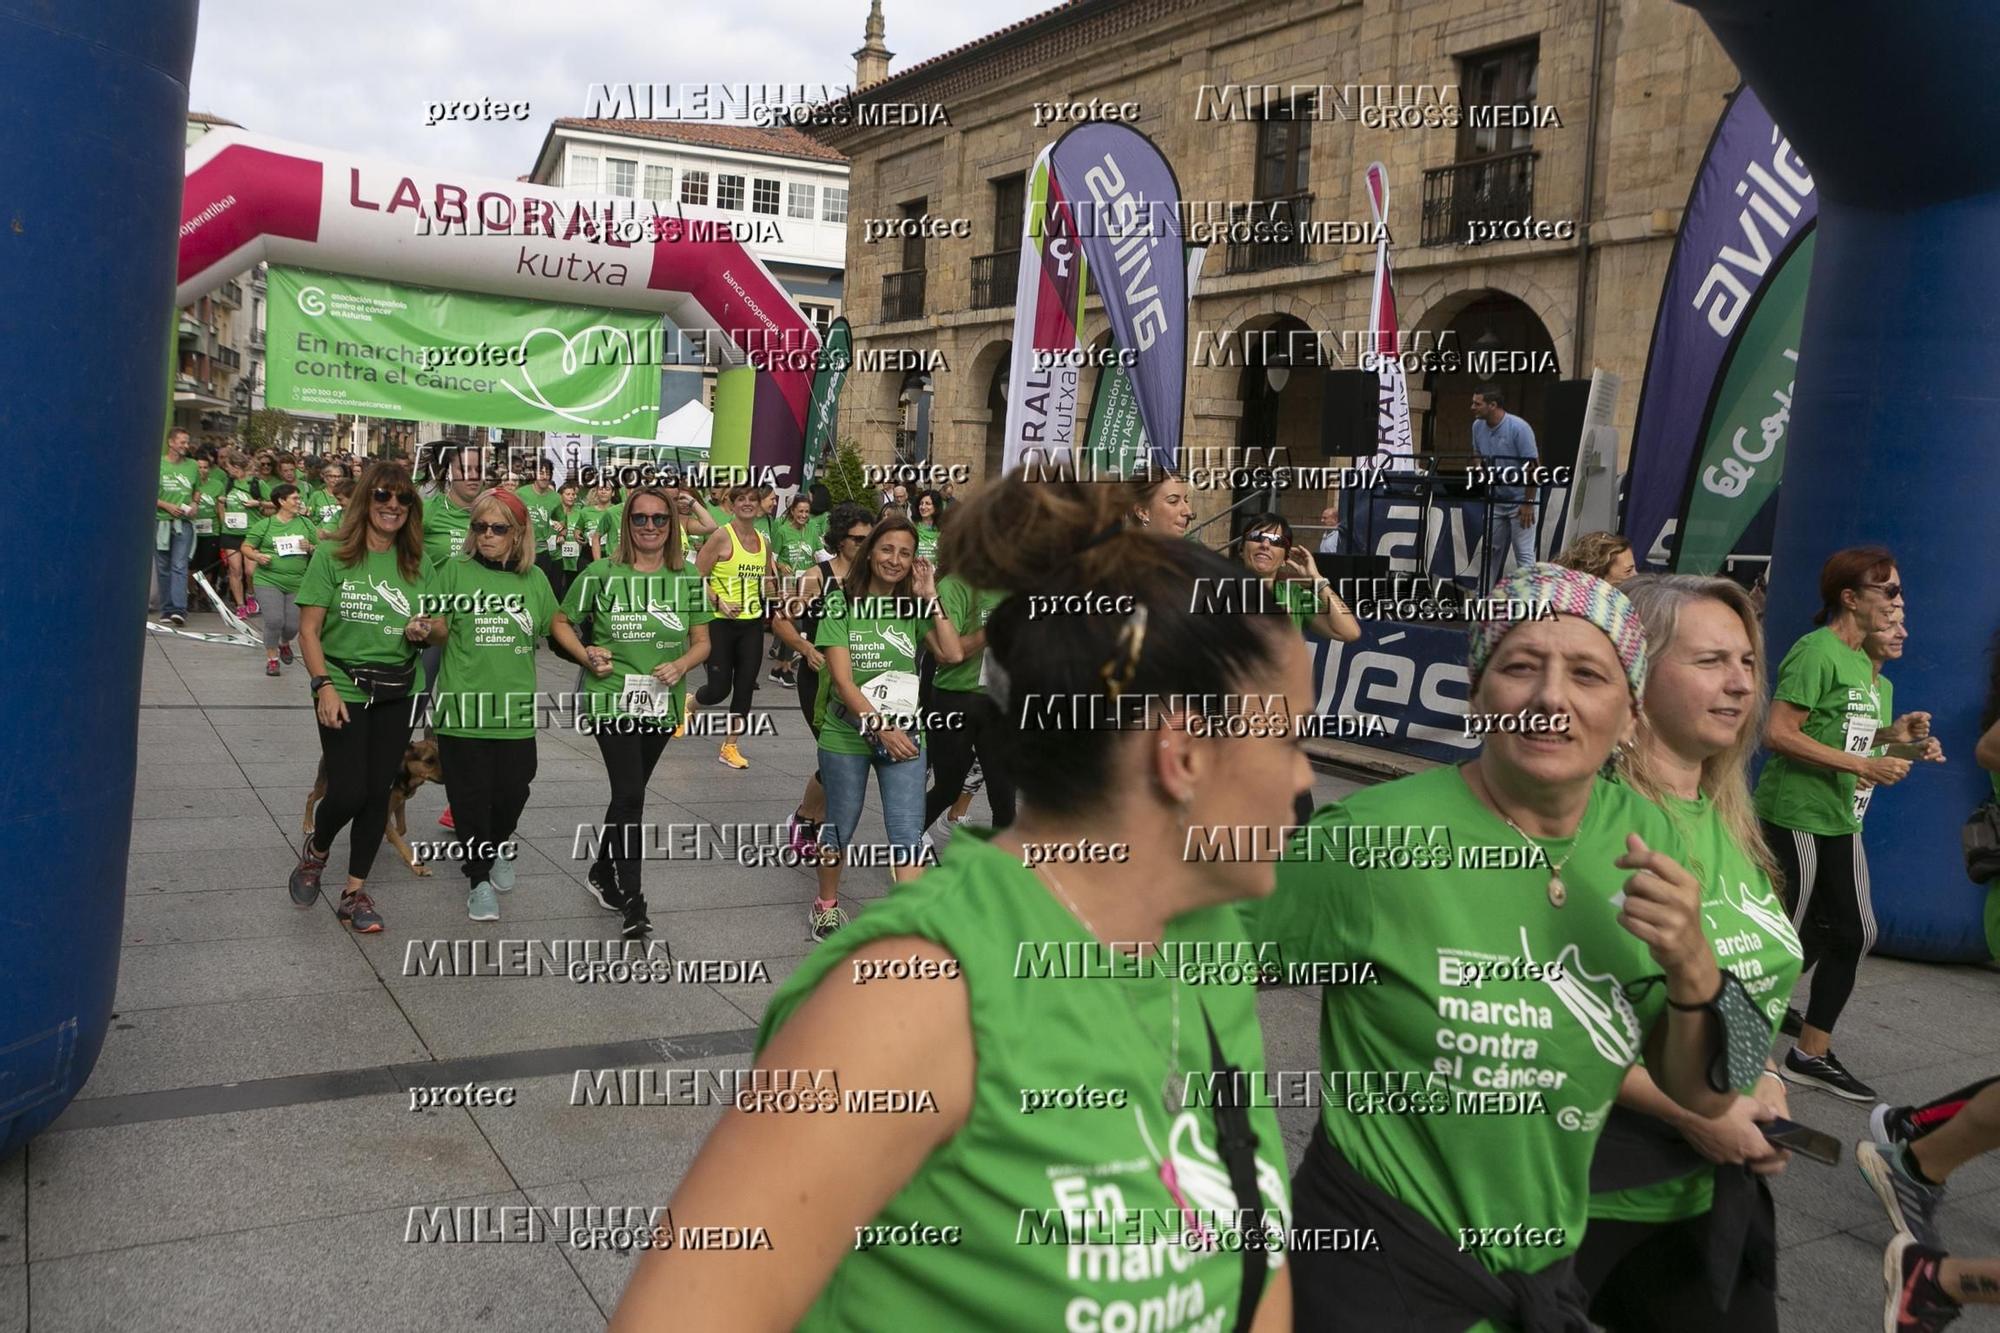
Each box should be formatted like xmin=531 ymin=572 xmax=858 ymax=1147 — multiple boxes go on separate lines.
xmin=189 ymin=0 xmax=1056 ymax=177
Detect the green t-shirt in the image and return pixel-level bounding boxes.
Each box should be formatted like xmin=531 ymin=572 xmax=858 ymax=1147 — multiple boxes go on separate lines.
xmin=1588 ymin=791 xmax=1803 ymax=1224
xmin=422 ymin=556 xmax=557 ymax=739
xmin=1245 ymin=766 xmax=1682 ymax=1292
xmin=560 ymin=560 xmax=712 ymax=727
xmin=158 ymin=456 xmax=200 ymax=522
xmin=245 ymin=514 xmax=318 ymax=593
xmin=295 ymin=547 xmax=429 ymax=705
xmin=218 ymin=479 xmax=261 ymax=537
xmin=521 ymin=485 xmax=562 ymax=554
xmin=773 ymin=520 xmax=820 ymax=572
xmin=914 ymin=524 xmax=941 ymax=559
xmin=581 ymin=503 xmax=615 ymax=559
xmin=814 ymin=589 xmax=930 ymax=756
xmin=1753 ymin=628 xmax=1881 ymax=835
xmin=553 ymin=502 xmax=587 ymax=570
xmin=760 ymin=831 xmax=1292 ymax=1332
xmin=307 ymin=488 xmax=347 ymax=534
xmin=1273 ymin=579 xmax=1319 ymax=637
xmin=932 ymin=576 xmax=1002 ymax=694
xmin=423 ymin=492 xmax=474 ymax=572
xmin=1852 ymin=674 xmax=1894 ymax=825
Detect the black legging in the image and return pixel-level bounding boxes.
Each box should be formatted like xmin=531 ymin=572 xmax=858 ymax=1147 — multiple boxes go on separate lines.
xmin=923 ymin=689 xmax=1017 ymax=829
xmin=695 ymin=617 xmax=763 ymax=718
xmin=591 ymin=722 xmax=672 ymax=902
xmin=536 ymin=553 xmax=572 ymax=604
xmin=312 ymin=697 xmax=418 ymax=879
xmin=437 ymin=735 xmax=538 ymax=884
xmin=1764 ymin=821 xmax=1874 ymax=1033
xmin=1574 ymin=1205 xmax=1778 ymax=1333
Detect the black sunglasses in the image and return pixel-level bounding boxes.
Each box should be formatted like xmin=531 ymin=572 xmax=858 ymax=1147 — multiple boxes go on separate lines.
xmin=1243 ymin=532 xmax=1287 ymax=547
xmin=471 ymin=521 xmax=514 ymax=536
xmin=842 ymin=531 xmax=869 ymax=544
xmin=1863 ymin=581 xmax=1903 ymax=600
xmin=628 ymin=512 xmax=674 ymax=528
xmin=372 ymin=488 xmax=417 ymax=505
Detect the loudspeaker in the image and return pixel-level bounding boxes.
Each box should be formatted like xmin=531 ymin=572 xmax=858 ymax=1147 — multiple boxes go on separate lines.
xmin=1320 ymin=369 xmax=1381 ymax=457
xmin=1539 ymin=378 xmax=1592 ymax=475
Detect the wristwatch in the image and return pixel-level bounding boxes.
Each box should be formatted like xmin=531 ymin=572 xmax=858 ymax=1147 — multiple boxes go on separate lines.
xmin=309 ymin=675 xmax=334 ymax=694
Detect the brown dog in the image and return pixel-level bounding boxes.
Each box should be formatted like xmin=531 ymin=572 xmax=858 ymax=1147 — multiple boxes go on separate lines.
xmin=303 ymin=738 xmax=444 ymax=876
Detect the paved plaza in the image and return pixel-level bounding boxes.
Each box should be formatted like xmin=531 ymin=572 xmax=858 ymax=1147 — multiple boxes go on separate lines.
xmin=2 ymin=630 xmax=1998 ymax=1330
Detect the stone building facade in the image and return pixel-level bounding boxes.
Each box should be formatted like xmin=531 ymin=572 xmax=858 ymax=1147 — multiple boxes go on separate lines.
xmin=810 ymin=0 xmax=1739 ymax=536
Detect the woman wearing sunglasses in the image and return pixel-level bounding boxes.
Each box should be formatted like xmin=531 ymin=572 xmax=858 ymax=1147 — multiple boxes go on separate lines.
xmin=1755 ymin=547 xmax=1923 ymax=1101
xmin=555 ymin=486 xmax=711 ymax=942
xmin=416 ymin=489 xmax=559 ymax=923
xmin=769 ymin=502 xmax=875 ymax=881
xmin=290 ymin=463 xmax=433 ymax=934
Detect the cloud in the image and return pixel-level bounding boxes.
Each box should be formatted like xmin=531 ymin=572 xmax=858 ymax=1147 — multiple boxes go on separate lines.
xmin=190 ymin=0 xmax=1055 ymax=178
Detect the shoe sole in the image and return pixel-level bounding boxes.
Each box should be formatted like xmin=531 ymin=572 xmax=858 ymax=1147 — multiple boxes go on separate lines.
xmin=468 ymin=909 xmax=499 ymax=922
xmin=1858 ymin=1140 xmax=1943 ymax=1249
xmin=717 ymin=756 xmax=748 ymax=769
xmin=584 ymin=876 xmax=621 ymax=912
xmin=1882 ymin=1231 xmax=1918 ymax=1333
xmin=1780 ymin=1063 xmax=1876 ymax=1102
xmin=342 ymin=918 xmax=383 ymax=934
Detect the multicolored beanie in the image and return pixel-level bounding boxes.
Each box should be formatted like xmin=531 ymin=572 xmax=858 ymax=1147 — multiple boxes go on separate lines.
xmin=1468 ymin=562 xmax=1648 ymax=696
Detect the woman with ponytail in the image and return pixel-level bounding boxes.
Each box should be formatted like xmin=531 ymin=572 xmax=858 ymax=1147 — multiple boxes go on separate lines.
xmin=613 ymin=469 xmax=1310 ymax=1331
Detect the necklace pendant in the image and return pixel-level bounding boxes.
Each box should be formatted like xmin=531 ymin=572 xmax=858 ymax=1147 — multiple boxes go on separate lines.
xmin=1547 ymin=875 xmax=1567 ymax=908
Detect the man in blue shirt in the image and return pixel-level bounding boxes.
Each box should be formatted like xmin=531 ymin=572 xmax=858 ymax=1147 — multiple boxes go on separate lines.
xmin=1470 ymin=388 xmax=1539 ymax=571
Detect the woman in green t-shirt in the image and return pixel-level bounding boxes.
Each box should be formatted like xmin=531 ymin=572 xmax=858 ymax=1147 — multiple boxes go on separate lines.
xmin=806 ymin=514 xmax=964 ymax=940
xmin=1578 ymin=574 xmax=1805 ymax=1332
xmin=1250 ymin=562 xmax=1740 ymax=1332
xmin=768 ymin=495 xmax=821 ymax=688
xmin=308 ymin=460 xmax=352 ymax=536
xmin=614 ymin=472 xmax=1310 ymax=1331
xmin=241 ymin=484 xmax=319 ymax=676
xmin=548 ymin=481 xmax=584 ymax=602
xmin=554 ymin=486 xmax=711 ymax=942
xmin=414 ymin=489 xmax=559 ymax=924
xmin=910 ymin=489 xmax=944 ymax=560
xmin=216 ymin=449 xmax=264 ymax=617
xmin=291 ymin=461 xmax=432 ymax=935
xmin=1754 ymin=546 xmax=1928 ymax=1101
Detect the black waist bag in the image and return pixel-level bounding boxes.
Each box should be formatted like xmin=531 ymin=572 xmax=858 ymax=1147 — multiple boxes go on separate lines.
xmin=330 ymin=656 xmax=417 ymax=704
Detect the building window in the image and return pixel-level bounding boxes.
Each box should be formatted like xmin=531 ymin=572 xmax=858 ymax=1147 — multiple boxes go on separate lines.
xmin=752 ymin=179 xmax=781 ymax=215
xmin=787 ymin=182 xmax=816 ymax=218
xmin=822 ymin=185 xmax=848 ymax=223
xmin=681 ymin=171 xmax=710 ymax=206
xmin=1457 ymin=40 xmax=1541 ymax=161
xmin=1228 ymin=97 xmax=1314 ymax=274
xmin=606 ymin=158 xmax=636 ymax=197
xmin=1424 ymin=40 xmax=1543 ymax=245
xmin=716 ymin=173 xmax=745 ymax=210
xmin=1255 ymin=94 xmax=1313 ymax=199
xmin=800 ymin=303 xmax=835 ymax=338
xmin=644 ymin=164 xmax=673 ymax=201
xmin=568 ymin=153 xmax=599 ymax=192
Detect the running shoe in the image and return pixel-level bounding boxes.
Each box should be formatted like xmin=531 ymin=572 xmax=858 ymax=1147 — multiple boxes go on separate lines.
xmin=265 ymin=659 xmax=281 ymax=677
xmin=1857 ymin=1138 xmax=1946 ymax=1249
xmin=1873 ymin=1102 xmax=1922 ymax=1151
xmin=785 ymin=810 xmax=822 ymax=859
xmin=809 ymin=900 xmax=849 ymax=943
xmin=1883 ymin=1232 xmax=1960 ymax=1333
xmin=288 ymin=842 xmax=328 ymax=908
xmin=1780 ymin=1006 xmax=1806 ymax=1037
xmin=438 ymin=806 xmax=455 ymax=830
xmin=1783 ymin=1046 xmax=1876 ymax=1101
xmin=279 ymin=643 xmax=294 ymax=665
xmin=466 ymin=881 xmax=500 ymax=922
xmin=233 ymin=605 xmax=249 ymax=620
xmin=620 ymin=896 xmax=653 ymax=941
xmin=337 ymin=890 xmax=384 ymax=934
xmin=243 ymin=597 xmax=259 ymax=616
xmin=718 ymin=740 xmax=749 ymax=770
xmin=673 ymin=714 xmax=689 ymax=739
xmin=584 ymin=861 xmax=623 ymax=912
xmin=489 ymin=851 xmax=515 ymax=893
xmin=169 ymin=612 xmax=187 ymax=626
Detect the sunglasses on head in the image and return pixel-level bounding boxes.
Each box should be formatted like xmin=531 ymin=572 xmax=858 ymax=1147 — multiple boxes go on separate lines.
xmin=471 ymin=521 xmax=514 ymax=536
xmin=372 ymin=487 xmax=417 ymax=505
xmin=628 ymin=512 xmax=674 ymax=529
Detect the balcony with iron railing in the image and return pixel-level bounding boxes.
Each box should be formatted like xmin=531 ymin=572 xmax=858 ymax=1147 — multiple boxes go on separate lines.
xmin=214 ymin=279 xmax=243 ymax=308
xmin=1224 ymin=193 xmax=1315 ymax=275
xmin=970 ymin=250 xmax=1020 ymax=309
xmin=881 ymin=268 xmax=926 ymax=323
xmin=249 ymin=328 xmax=265 ymax=351
xmin=1421 ymin=149 xmax=1539 ymax=247
xmin=216 ymin=346 xmax=242 ymax=371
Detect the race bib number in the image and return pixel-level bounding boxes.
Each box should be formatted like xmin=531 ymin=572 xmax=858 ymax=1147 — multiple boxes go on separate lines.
xmin=1843 ymin=715 xmax=1876 ymax=755
xmin=193 ymin=518 xmax=214 ymax=535
xmin=621 ymin=673 xmax=672 ymax=718
xmin=1853 ymin=784 xmax=1875 ymax=822
xmin=561 ymin=541 xmax=580 ymax=560
xmin=224 ymin=511 xmax=249 ymax=532
xmin=859 ymin=670 xmax=923 ymax=726
xmin=274 ymin=535 xmax=308 ymax=558
xmin=547 ymin=533 xmax=560 ymax=553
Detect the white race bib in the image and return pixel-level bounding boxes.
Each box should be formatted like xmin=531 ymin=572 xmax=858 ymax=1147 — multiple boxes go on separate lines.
xmin=274 ymin=535 xmax=308 ymax=558
xmin=547 ymin=533 xmax=560 ymax=552
xmin=224 ymin=511 xmax=249 ymax=532
xmin=193 ymin=518 xmax=214 ymax=535
xmin=859 ymin=669 xmax=922 ymax=725
xmin=1852 ymin=784 xmax=1875 ymax=822
xmin=1843 ymin=715 xmax=1877 ymax=755
xmin=621 ymin=673 xmax=672 ymax=718
xmin=561 ymin=541 xmax=580 ymax=560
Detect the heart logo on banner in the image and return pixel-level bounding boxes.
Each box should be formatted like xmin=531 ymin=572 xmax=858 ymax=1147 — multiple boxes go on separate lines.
xmin=502 ymin=325 xmax=647 ymax=426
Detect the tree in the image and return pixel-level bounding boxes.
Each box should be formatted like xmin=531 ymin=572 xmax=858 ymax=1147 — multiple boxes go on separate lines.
xmin=243 ymin=407 xmax=296 ymax=453
xmin=820 ymin=440 xmax=873 ymax=506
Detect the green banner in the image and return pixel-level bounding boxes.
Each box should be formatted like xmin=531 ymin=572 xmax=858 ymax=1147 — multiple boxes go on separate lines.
xmin=1083 ymin=360 xmax=1150 ymax=478
xmin=801 ymin=318 xmax=852 ymax=484
xmin=265 ymin=267 xmax=659 ymax=433
xmin=710 ymin=366 xmax=756 ymax=476
xmin=1675 ymin=230 xmax=1815 ymax=574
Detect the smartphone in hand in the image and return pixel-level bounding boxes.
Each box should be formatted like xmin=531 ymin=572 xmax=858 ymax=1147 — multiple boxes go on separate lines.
xmin=1759 ymin=1116 xmax=1841 ymax=1166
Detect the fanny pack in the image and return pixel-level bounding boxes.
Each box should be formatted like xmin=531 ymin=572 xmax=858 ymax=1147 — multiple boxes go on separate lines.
xmin=330 ymin=656 xmax=418 ymax=703
xmin=1964 ymin=802 xmax=2000 ymax=882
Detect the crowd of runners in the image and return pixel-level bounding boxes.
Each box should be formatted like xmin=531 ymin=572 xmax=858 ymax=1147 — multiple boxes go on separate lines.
xmin=152 ymin=425 xmax=2000 ymax=1331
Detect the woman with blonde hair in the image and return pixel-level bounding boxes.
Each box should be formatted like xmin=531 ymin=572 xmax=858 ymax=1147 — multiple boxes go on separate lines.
xmin=1557 ymin=530 xmax=1637 ymax=585
xmin=1579 ymin=573 xmax=1803 ymax=1333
